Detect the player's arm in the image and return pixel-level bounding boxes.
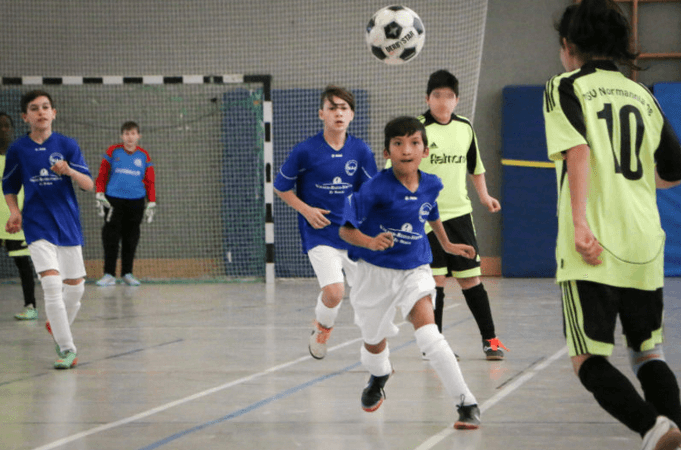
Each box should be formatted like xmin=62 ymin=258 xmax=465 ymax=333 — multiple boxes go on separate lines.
xmin=4 ymin=194 xmax=22 ymax=234
xmin=428 ymin=218 xmax=476 ymax=259
xmin=95 ymin=157 xmax=111 ymax=193
xmin=565 ymin=144 xmax=602 ymax=266
xmin=655 ymin=168 xmax=681 ymax=189
xmin=469 ymin=173 xmax=500 ymax=213
xmin=339 ymin=223 xmax=393 ymax=251
xmin=274 ymin=188 xmax=331 ymax=229
xmin=51 ymin=161 xmax=94 ymax=191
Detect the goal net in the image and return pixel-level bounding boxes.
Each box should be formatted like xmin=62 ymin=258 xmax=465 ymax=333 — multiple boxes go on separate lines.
xmin=0 ymin=0 xmax=488 ymax=282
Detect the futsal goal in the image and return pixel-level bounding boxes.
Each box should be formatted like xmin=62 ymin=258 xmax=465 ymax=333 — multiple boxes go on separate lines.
xmin=0 ymin=75 xmax=275 ymax=283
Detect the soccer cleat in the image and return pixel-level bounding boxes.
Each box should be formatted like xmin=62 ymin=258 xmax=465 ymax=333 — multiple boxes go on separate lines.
xmin=14 ymin=305 xmax=37 ymax=320
xmin=96 ymin=274 xmax=116 ymax=287
xmin=641 ymin=416 xmax=681 ymax=450
xmin=308 ymin=321 xmax=332 ymax=359
xmin=54 ymin=350 xmax=78 ymax=370
xmin=455 ymin=398 xmax=481 ymax=430
xmin=483 ymin=337 xmax=509 ymax=361
xmin=122 ymin=274 xmax=141 ymax=286
xmin=45 ymin=321 xmax=66 ymax=358
xmin=361 ymin=372 xmax=391 ymax=412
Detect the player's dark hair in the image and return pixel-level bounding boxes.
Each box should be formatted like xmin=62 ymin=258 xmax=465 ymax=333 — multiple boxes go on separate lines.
xmin=20 ymin=90 xmax=54 ymax=114
xmin=556 ymin=0 xmax=639 ymax=67
xmin=0 ymin=112 xmax=14 ymax=128
xmin=384 ymin=116 xmax=428 ymax=152
xmin=121 ymin=121 xmax=140 ymax=133
xmin=320 ymin=85 xmax=355 ymax=112
xmin=426 ymin=70 xmax=459 ymax=97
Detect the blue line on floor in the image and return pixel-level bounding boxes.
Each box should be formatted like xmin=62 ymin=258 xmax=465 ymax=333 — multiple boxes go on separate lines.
xmin=137 ymin=339 xmax=416 ymax=450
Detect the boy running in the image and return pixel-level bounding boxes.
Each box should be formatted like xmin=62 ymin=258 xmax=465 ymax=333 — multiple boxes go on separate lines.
xmin=340 ymin=116 xmax=481 ymax=428
xmin=274 ymin=85 xmax=377 ymax=359
xmin=3 ymin=90 xmax=93 ymax=369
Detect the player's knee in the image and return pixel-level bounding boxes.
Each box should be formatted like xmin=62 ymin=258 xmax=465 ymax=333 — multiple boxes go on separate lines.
xmin=629 ymin=345 xmax=665 ymax=376
xmin=322 ymin=283 xmax=344 ymax=305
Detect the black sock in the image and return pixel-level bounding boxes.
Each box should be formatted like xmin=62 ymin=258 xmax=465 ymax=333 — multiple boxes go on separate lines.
xmin=462 ymin=283 xmax=495 ymax=340
xmin=13 ymin=256 xmax=36 ymax=308
xmin=637 ymin=360 xmax=681 ymax=427
xmin=434 ymin=287 xmax=444 ymax=333
xmin=579 ymin=356 xmax=657 ymax=436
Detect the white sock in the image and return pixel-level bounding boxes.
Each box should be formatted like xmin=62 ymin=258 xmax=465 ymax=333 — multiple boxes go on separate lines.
xmin=361 ymin=344 xmax=392 ymax=377
xmin=315 ymin=292 xmax=341 ymax=329
xmin=415 ymin=324 xmax=476 ymax=405
xmin=41 ymin=275 xmax=76 ymax=353
xmin=62 ymin=281 xmax=84 ymax=325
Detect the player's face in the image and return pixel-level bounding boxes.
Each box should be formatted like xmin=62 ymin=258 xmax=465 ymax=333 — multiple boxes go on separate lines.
xmin=384 ymin=132 xmax=429 ymax=176
xmin=121 ymin=128 xmax=141 ymax=150
xmin=22 ymin=96 xmax=56 ymax=132
xmin=426 ymin=87 xmax=458 ymax=125
xmin=0 ymin=115 xmax=13 ymax=149
xmin=319 ymin=96 xmax=354 ymax=133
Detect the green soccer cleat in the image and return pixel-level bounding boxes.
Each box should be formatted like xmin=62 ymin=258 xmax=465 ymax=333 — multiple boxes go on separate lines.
xmin=54 ymin=350 xmax=78 ymax=370
xmin=14 ymin=305 xmax=37 ymax=320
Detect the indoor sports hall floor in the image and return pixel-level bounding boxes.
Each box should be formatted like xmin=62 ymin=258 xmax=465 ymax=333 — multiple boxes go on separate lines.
xmin=2 ymin=277 xmax=681 ymax=450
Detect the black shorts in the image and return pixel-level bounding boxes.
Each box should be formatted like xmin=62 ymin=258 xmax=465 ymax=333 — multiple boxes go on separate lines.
xmin=427 ymin=214 xmax=481 ymax=278
xmin=1 ymin=239 xmax=30 ymax=257
xmin=560 ymin=280 xmax=664 ymax=357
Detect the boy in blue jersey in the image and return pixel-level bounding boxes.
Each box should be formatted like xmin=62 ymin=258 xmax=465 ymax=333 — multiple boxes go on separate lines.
xmin=339 ymin=116 xmax=481 ymax=429
xmin=3 ymin=90 xmax=94 ymax=370
xmin=274 ymin=85 xmax=377 ymax=359
xmin=95 ymin=121 xmax=156 ymax=287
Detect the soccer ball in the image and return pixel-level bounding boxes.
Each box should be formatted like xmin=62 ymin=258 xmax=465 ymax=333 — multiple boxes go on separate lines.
xmin=365 ymin=5 xmax=425 ymax=65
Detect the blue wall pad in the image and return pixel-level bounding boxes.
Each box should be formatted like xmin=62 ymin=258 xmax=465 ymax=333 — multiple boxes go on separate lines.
xmin=654 ymin=83 xmax=681 ymax=276
xmin=501 ymin=85 xmax=557 ymax=277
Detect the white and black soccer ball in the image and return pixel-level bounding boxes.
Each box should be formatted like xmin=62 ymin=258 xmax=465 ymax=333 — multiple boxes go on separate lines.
xmin=365 ymin=5 xmax=425 ymax=65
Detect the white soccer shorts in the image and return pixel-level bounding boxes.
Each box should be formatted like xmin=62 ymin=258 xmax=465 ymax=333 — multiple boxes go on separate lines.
xmin=350 ymin=260 xmax=435 ymax=345
xmin=29 ymin=239 xmax=87 ymax=280
xmin=307 ymin=245 xmax=357 ymax=288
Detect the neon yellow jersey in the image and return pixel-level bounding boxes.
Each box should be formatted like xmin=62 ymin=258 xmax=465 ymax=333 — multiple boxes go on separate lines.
xmin=543 ymin=60 xmax=681 ymax=290
xmin=0 ymin=154 xmax=26 ymax=240
xmin=385 ymin=112 xmax=485 ymax=233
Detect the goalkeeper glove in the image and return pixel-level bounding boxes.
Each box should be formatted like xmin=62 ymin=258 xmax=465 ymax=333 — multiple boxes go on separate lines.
xmin=144 ymin=202 xmax=156 ymax=223
xmin=95 ymin=192 xmax=112 ymax=219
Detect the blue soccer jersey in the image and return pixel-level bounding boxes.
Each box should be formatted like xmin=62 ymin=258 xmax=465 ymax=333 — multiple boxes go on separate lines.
xmin=274 ymin=131 xmax=377 ymax=253
xmin=2 ymin=132 xmax=91 ymax=246
xmin=342 ymin=168 xmax=442 ymax=270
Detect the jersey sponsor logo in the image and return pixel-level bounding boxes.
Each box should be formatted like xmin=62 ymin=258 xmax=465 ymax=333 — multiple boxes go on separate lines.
xmin=430 ymin=153 xmax=466 ymax=165
xmin=418 ymin=202 xmax=434 ymax=223
xmin=31 ymin=167 xmax=61 ymax=186
xmin=114 ymin=168 xmax=142 ymax=176
xmin=380 ymin=223 xmax=421 ymax=246
xmin=34 ymin=147 xmax=46 ymax=152
xmin=331 ymin=153 xmax=343 ymax=158
xmin=430 ymin=142 xmax=439 ymax=150
xmin=405 ymin=195 xmax=417 ymax=201
xmin=48 ymin=153 xmax=64 ymax=166
xmin=316 ymin=177 xmax=352 ymax=194
xmin=345 ymin=160 xmax=358 ymax=176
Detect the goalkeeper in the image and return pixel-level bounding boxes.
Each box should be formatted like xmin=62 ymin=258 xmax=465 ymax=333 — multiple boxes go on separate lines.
xmin=95 ymin=121 xmax=156 ymax=287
